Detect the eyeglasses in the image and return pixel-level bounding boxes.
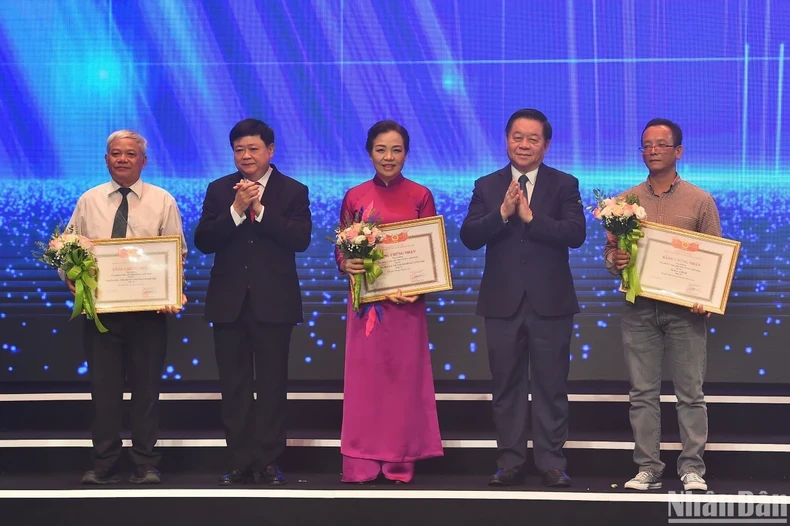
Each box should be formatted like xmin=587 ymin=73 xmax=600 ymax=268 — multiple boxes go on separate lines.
xmin=639 ymin=144 xmax=677 ymax=153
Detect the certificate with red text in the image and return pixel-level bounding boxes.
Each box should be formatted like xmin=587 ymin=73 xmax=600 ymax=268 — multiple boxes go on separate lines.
xmin=91 ymin=236 xmax=183 ymax=313
xmin=360 ymin=216 xmax=453 ymax=304
xmin=621 ymin=222 xmax=740 ymax=314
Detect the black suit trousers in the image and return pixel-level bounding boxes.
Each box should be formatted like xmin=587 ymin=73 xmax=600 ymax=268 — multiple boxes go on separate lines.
xmin=83 ymin=311 xmax=167 ymax=472
xmin=485 ymin=293 xmax=573 ymax=473
xmin=213 ymin=291 xmax=292 ymax=471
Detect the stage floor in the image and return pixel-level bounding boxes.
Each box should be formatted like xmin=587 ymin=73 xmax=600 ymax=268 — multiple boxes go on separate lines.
xmin=1 ymin=472 xmax=788 ymax=526
xmin=1 ymin=471 xmax=787 ymax=494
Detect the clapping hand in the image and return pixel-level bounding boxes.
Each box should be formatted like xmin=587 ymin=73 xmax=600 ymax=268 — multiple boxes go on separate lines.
xmin=232 ymin=180 xmax=261 ymax=216
xmin=516 ymin=191 xmax=533 ymax=223
xmin=500 ymin=180 xmax=520 ymax=222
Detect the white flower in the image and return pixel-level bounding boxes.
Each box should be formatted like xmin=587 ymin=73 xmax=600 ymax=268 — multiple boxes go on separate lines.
xmin=362 ymin=226 xmax=372 ymax=235
xmin=622 ymin=205 xmax=635 ymax=218
xmin=635 ymin=206 xmax=647 ymax=220
xmin=611 ymin=205 xmax=624 ymax=217
xmin=352 ymin=235 xmax=366 ymax=245
xmin=600 ymin=205 xmax=614 ymax=218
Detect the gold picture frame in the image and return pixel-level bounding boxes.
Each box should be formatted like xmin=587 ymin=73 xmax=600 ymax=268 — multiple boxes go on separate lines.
xmin=360 ymin=215 xmax=453 ymax=304
xmin=91 ymin=235 xmax=183 ymax=313
xmin=620 ymin=221 xmax=740 ymax=314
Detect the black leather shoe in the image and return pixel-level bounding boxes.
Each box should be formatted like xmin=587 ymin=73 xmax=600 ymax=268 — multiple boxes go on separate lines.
xmin=219 ymin=469 xmax=254 ymax=486
xmin=489 ymin=468 xmax=524 ymax=486
xmin=80 ymin=469 xmax=121 ymax=485
xmin=542 ymin=468 xmax=571 ymax=488
xmin=258 ymin=463 xmax=286 ymax=485
xmin=130 ymin=464 xmax=161 ymax=484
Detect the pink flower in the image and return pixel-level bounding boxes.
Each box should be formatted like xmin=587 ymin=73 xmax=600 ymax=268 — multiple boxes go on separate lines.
xmin=593 ymin=208 xmax=601 ymax=220
xmin=366 ymin=234 xmax=376 ymax=244
xmin=49 ymin=239 xmax=64 ymax=251
xmin=78 ymin=236 xmax=94 ymax=250
xmin=345 ymin=228 xmax=360 ymax=241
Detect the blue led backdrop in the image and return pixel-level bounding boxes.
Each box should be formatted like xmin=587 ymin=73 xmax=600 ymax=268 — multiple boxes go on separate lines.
xmin=0 ymin=1 xmax=788 ymax=382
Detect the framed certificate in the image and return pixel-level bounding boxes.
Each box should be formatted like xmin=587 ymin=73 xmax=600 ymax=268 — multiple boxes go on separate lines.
xmin=621 ymin=221 xmax=740 ymax=314
xmin=91 ymin=236 xmax=184 ymax=313
xmin=360 ymin=216 xmax=453 ymax=303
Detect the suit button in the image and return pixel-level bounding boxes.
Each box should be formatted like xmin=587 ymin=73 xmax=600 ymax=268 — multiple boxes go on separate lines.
xmin=248 ymin=240 xmax=253 ymax=244
xmin=244 ymin=265 xmax=248 ymax=270
xmin=521 ymin=260 xmax=526 ymax=264
xmin=521 ymin=239 xmax=526 ymax=243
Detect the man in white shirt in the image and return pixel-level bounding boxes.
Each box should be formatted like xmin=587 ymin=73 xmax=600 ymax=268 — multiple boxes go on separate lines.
xmin=65 ymin=130 xmax=187 ymax=485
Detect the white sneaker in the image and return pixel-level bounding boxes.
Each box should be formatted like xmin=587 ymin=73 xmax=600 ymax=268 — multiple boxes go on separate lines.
xmin=681 ymin=472 xmax=707 ymax=491
xmin=624 ymin=471 xmax=662 ymax=490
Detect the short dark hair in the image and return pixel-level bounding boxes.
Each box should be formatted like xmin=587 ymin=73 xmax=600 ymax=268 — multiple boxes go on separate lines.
xmin=642 ymin=118 xmax=683 ymax=146
xmin=365 ymin=120 xmax=410 ymax=154
xmin=229 ymin=118 xmax=275 ymax=147
xmin=505 ymin=108 xmax=552 ymax=142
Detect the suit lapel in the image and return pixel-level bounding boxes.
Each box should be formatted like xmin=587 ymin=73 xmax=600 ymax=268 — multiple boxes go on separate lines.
xmin=495 ymin=165 xmax=512 ymax=203
xmin=261 ymin=164 xmax=284 ymax=209
xmin=529 ymin=163 xmax=552 ymax=214
xmin=226 ymin=172 xmax=242 ymax=203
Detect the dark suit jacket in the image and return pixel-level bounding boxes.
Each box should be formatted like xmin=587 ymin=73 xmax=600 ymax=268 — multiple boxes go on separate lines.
xmin=460 ymin=163 xmax=586 ymax=318
xmin=194 ymin=165 xmax=311 ymax=324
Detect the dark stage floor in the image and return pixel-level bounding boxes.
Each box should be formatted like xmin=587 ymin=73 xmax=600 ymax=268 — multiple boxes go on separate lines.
xmin=1 ymin=471 xmax=787 ymax=495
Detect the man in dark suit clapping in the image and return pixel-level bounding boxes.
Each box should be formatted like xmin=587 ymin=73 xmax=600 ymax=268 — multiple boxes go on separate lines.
xmin=195 ymin=118 xmax=312 ymax=486
xmin=460 ymin=109 xmax=586 ymax=488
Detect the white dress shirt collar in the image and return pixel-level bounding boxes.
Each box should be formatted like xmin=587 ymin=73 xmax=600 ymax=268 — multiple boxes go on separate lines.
xmin=245 ymin=166 xmax=273 ymax=188
xmin=511 ymin=164 xmax=539 ymax=186
xmin=108 ymin=177 xmax=143 ymax=198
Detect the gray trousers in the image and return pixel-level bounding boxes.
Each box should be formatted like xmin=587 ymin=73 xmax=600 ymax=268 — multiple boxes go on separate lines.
xmin=622 ymin=297 xmax=708 ymax=477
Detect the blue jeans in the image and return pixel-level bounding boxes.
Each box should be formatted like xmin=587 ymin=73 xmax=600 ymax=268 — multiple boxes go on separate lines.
xmin=622 ymin=297 xmax=708 ymax=477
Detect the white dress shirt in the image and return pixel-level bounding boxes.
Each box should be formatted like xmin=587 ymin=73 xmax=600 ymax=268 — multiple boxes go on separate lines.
xmin=61 ymin=178 xmax=187 ymax=282
xmin=66 ymin=178 xmax=187 ymax=253
xmin=511 ymin=164 xmax=539 ymax=204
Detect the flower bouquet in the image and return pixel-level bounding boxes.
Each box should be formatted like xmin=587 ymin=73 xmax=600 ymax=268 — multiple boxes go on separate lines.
xmin=331 ymin=202 xmax=386 ymax=312
xmin=589 ymin=189 xmax=647 ymax=303
xmin=34 ymin=226 xmax=107 ymax=332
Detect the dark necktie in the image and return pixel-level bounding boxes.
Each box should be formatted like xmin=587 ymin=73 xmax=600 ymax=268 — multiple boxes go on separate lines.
xmin=518 ymin=174 xmax=528 ymax=201
xmin=111 ymin=187 xmax=132 ymax=238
